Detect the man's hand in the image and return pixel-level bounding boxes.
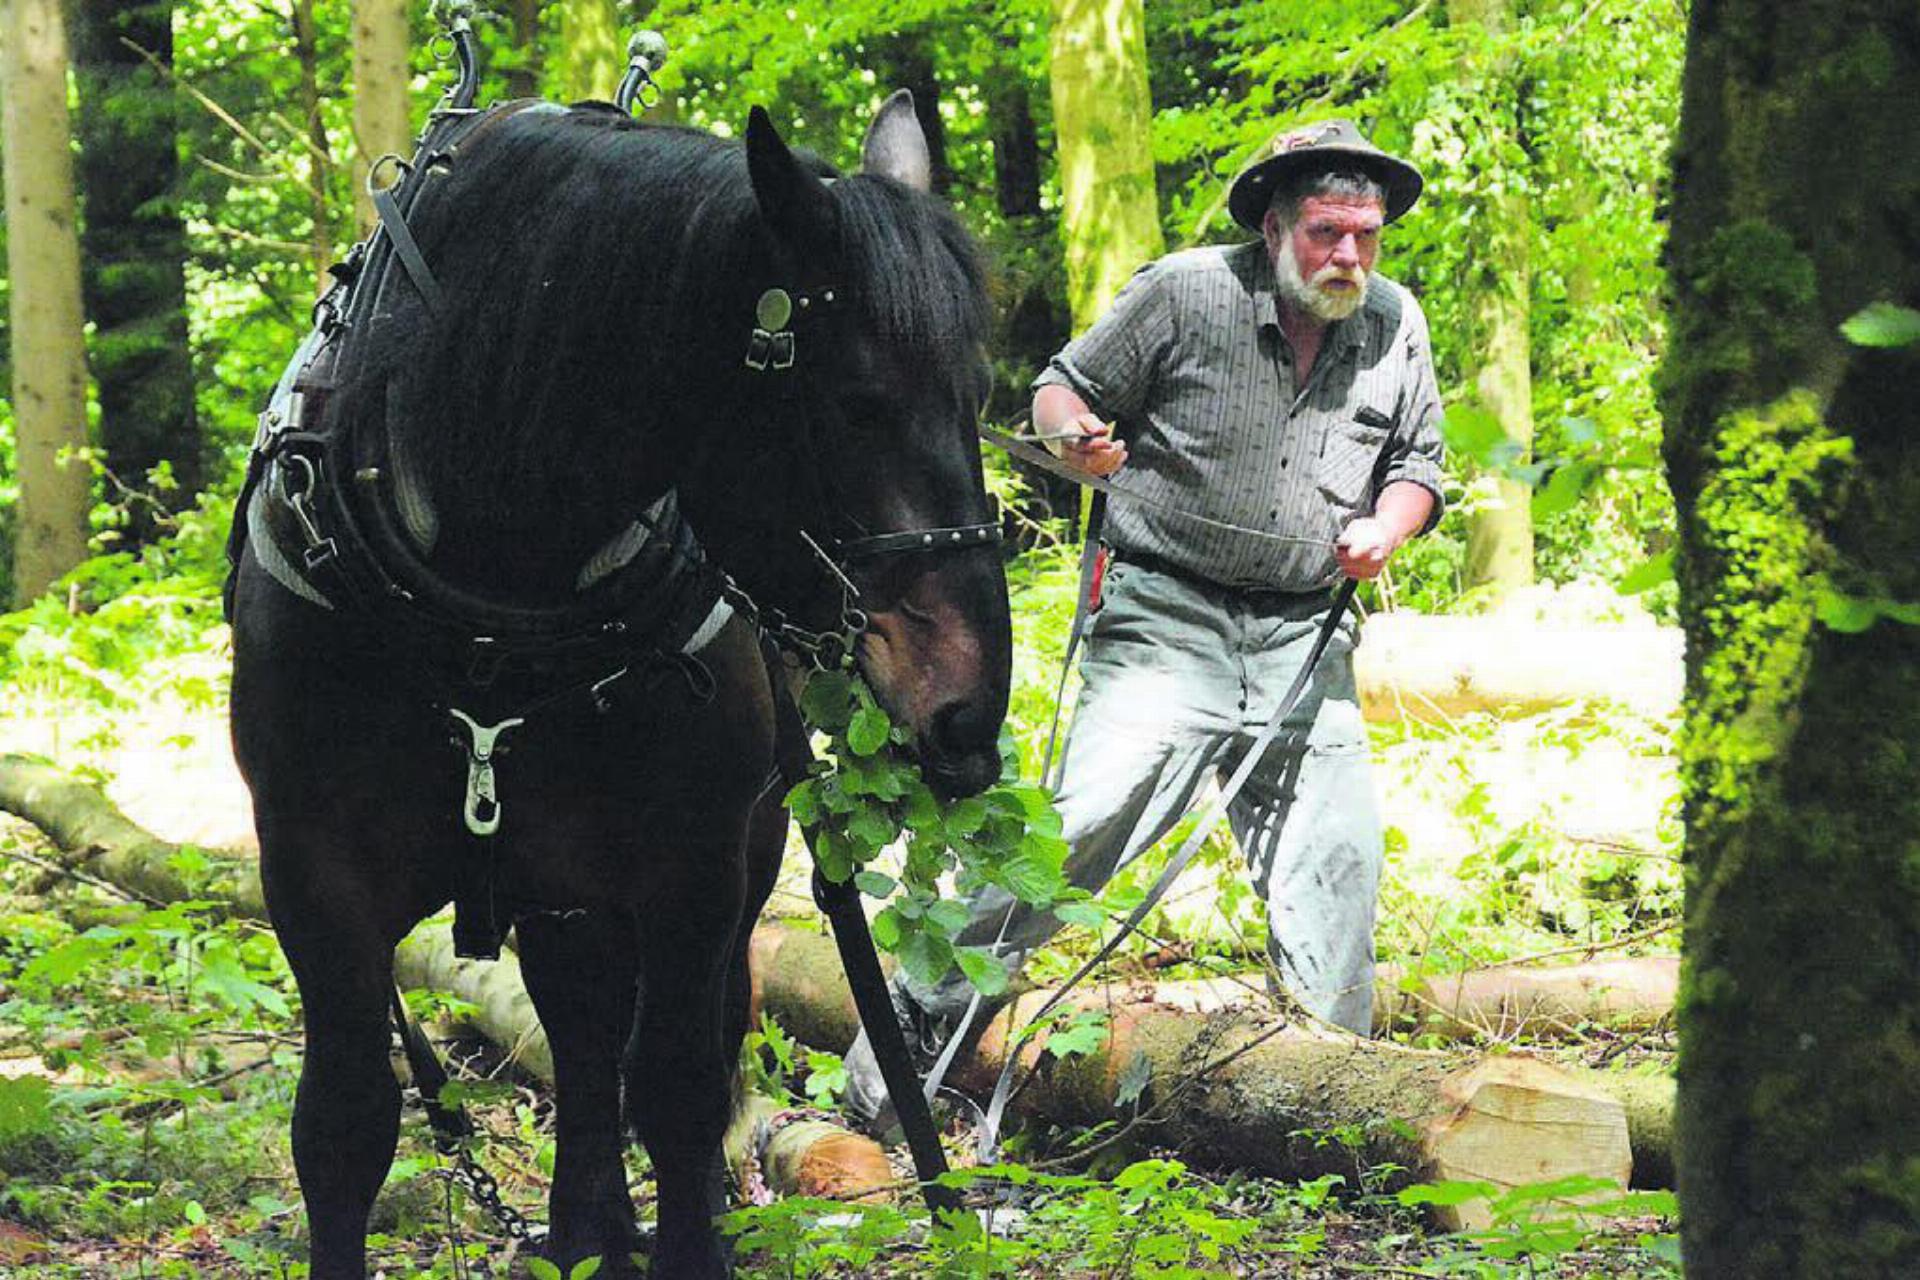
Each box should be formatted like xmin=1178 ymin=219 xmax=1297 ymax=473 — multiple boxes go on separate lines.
xmin=1335 ymin=516 xmax=1400 ymax=580
xmin=1055 ymin=413 xmax=1128 ymax=477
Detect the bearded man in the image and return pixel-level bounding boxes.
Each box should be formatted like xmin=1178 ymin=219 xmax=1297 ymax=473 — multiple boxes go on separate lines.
xmin=848 ymin=121 xmax=1446 ymax=1125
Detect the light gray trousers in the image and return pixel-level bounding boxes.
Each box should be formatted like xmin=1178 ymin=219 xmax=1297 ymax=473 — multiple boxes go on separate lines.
xmin=903 ymin=557 xmax=1384 ymax=1035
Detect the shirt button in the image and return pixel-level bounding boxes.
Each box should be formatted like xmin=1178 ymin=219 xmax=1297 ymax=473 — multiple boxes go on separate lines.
xmin=1281 ymin=457 xmax=1289 ymax=469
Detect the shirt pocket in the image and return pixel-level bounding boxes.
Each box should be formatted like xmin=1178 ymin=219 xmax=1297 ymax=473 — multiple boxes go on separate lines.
xmin=1315 ymin=408 xmax=1393 ymax=515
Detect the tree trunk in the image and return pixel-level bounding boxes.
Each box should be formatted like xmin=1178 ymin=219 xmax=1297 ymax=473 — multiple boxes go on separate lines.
xmin=987 ymin=75 xmax=1042 ymax=219
xmin=748 ymin=926 xmax=1646 ymax=1217
xmin=504 ymin=0 xmax=542 ymax=100
xmin=1660 ymin=1 xmax=1920 ymax=1274
xmin=557 ymin=0 xmax=621 ymax=103
xmin=3 ymin=0 xmax=94 ymax=603
xmin=291 ymin=0 xmax=337 ymax=296
xmin=1046 ymin=0 xmax=1164 ymax=331
xmin=1451 ymin=0 xmax=1534 ymax=598
xmin=349 ymin=0 xmax=412 ymax=235
xmin=71 ymin=0 xmax=201 ymax=542
xmin=1351 ymin=611 xmax=1681 ymax=722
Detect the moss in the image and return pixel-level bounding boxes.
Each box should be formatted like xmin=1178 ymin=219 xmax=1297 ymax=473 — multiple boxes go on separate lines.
xmin=1679 ymin=390 xmax=1852 ymax=835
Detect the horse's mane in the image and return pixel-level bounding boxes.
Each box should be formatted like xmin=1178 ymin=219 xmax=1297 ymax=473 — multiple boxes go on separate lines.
xmin=333 ymin=106 xmax=989 ymax=542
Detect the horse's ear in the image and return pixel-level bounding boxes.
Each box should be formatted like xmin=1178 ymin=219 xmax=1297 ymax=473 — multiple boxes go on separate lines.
xmin=860 ymin=89 xmax=932 ymax=193
xmin=746 ymin=105 xmax=838 ymax=250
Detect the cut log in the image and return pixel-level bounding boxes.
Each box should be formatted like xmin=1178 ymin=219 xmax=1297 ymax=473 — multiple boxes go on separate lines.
xmin=1354 ymin=612 xmax=1681 ymax=723
xmin=3 ymin=761 xmax=1673 ymax=1201
xmin=1375 ymin=956 xmax=1680 ymax=1040
xmin=747 ymin=924 xmax=1672 ymax=1200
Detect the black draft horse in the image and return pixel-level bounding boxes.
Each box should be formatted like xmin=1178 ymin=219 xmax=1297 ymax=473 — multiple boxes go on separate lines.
xmin=229 ymin=94 xmax=1010 ymax=1278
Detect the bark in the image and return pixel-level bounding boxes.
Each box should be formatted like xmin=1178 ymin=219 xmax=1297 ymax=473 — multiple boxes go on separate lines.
xmin=1351 ymin=612 xmax=1681 ymax=722
xmin=1046 ymin=0 xmax=1164 ymax=330
xmin=3 ymin=0 xmax=94 ymax=603
xmin=0 ymin=755 xmax=268 ymax=920
xmin=557 ymin=0 xmax=621 ymax=103
xmin=1374 ymin=956 xmax=1677 ymax=1043
xmin=748 ymin=926 xmax=1653 ymax=1214
xmin=290 ymin=0 xmax=336 ymax=296
xmin=349 ymin=0 xmax=412 ymax=234
xmin=72 ymin=0 xmax=201 ymax=539
xmin=987 ymin=75 xmax=1042 ymax=219
xmin=1660 ymin=1 xmax=1920 ymax=1274
xmin=504 ymin=0 xmax=542 ymax=100
xmin=1451 ymin=0 xmax=1534 ymax=598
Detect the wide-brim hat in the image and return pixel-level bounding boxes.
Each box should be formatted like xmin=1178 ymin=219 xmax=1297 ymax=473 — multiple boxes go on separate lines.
xmin=1227 ymin=119 xmax=1423 ymax=232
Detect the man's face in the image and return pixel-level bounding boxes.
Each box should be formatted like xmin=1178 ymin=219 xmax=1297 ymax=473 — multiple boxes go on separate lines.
xmin=1264 ymin=193 xmax=1385 ymax=323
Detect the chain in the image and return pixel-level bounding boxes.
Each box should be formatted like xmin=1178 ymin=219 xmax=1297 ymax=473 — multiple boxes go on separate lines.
xmin=429 ymin=1145 xmax=546 ymax=1243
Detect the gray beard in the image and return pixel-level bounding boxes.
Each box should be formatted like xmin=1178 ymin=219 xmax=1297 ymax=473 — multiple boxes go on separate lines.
xmin=1275 ymin=245 xmax=1369 ymax=323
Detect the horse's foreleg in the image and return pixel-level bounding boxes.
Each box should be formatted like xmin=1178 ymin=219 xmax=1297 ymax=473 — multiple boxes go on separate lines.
xmin=275 ymin=913 xmax=406 ymax=1278
xmin=630 ymin=843 xmax=749 ymax=1280
xmin=517 ymin=910 xmax=644 ymax=1275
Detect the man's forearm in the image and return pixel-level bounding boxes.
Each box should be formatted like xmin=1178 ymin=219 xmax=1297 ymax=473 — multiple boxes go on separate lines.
xmin=1374 ymin=480 xmax=1436 ymax=546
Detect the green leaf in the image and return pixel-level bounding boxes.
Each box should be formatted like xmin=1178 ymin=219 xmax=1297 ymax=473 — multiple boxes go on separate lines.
xmin=847 ymin=705 xmax=891 ymax=756
xmin=1618 ymin=550 xmax=1674 ymax=595
xmin=870 ymin=907 xmax=904 ymax=950
xmin=813 ymin=831 xmax=855 ymax=884
xmin=847 ymin=806 xmax=899 ymax=853
xmin=925 ymin=899 xmax=971 ymax=935
xmin=902 ymin=783 xmax=944 ymax=832
xmin=569 ymin=1258 xmax=604 ymax=1280
xmin=954 ymin=947 xmax=1008 ymax=996
xmin=526 ymin=1259 xmax=563 ymax=1280
xmin=894 ymin=927 xmax=955 ymax=988
xmin=1397 ymin=1179 xmax=1499 ymax=1208
xmin=1531 ymin=461 xmax=1598 ymax=518
xmin=943 ymin=797 xmax=989 ymax=841
xmin=1840 ymin=302 xmax=1920 ymax=348
xmin=1053 ymin=901 xmax=1107 ymax=930
xmin=854 ymin=870 xmax=898 ymax=898
xmin=799 ymin=670 xmax=854 ymax=731
xmin=785 ymin=780 xmax=821 ymax=826
xmin=1439 ymin=403 xmax=1507 ymax=462
xmin=1044 ymin=1012 xmax=1109 ymax=1060
xmin=0 ymin=1075 xmax=55 ymax=1143
xmin=24 ymin=935 xmax=112 ymax=988
xmin=1815 ymin=587 xmax=1881 ymax=633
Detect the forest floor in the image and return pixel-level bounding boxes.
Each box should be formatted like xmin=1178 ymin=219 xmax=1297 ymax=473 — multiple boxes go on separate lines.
xmin=0 ymin=675 xmax=1681 ymax=1277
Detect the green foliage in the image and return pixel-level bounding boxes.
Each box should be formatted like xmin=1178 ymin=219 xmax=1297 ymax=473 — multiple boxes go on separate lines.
xmin=1840 ymin=302 xmax=1920 ymax=349
xmin=789 ymin=667 xmax=1082 ymax=991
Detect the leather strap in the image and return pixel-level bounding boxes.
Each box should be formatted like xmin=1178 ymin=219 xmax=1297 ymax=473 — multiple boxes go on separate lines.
xmin=373 ymin=181 xmax=446 ymax=318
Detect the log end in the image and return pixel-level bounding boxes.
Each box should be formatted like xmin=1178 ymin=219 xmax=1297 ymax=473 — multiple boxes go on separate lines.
xmin=1422 ymin=1057 xmax=1632 ymax=1231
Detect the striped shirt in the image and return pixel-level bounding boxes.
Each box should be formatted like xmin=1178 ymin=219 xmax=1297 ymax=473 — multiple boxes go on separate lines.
xmin=1034 ymin=241 xmax=1446 ymax=590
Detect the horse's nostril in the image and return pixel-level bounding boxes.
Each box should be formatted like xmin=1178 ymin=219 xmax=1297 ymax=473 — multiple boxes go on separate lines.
xmin=929 ymin=698 xmax=996 ymax=757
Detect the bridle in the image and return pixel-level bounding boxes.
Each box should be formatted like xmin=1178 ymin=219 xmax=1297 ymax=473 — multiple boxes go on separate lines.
xmin=735 ymin=278 xmax=1004 ymax=670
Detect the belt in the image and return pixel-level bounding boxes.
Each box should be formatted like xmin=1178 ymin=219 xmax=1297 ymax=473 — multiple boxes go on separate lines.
xmin=1111 ymin=547 xmax=1332 ymax=603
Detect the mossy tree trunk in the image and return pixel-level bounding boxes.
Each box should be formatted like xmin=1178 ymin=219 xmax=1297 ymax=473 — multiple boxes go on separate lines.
xmin=349 ymin=0 xmax=412 ymax=235
xmin=3 ymin=0 xmax=94 ymax=603
xmin=1661 ymin=1 xmax=1920 ymax=1274
xmin=1046 ymin=0 xmax=1163 ymax=332
xmin=557 ymin=0 xmax=621 ymax=103
xmin=73 ymin=0 xmax=201 ymax=542
xmin=1451 ymin=0 xmax=1534 ymax=598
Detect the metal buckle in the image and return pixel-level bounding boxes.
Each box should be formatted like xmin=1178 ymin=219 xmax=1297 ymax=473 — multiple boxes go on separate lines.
xmin=448 ymin=708 xmax=525 ymax=837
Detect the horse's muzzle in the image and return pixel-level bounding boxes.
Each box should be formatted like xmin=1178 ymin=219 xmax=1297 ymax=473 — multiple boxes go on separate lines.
xmin=920 ymin=697 xmax=1003 ymax=799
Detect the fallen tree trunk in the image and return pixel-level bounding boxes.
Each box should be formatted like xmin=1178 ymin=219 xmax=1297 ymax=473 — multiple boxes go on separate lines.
xmin=750 ymin=924 xmax=1673 ymax=1203
xmin=4 ymin=760 xmax=1673 ymax=1202
xmin=0 ymin=757 xmax=888 ymax=1202
xmin=1353 ymin=613 xmax=1681 ymax=723
xmin=0 ymin=753 xmax=267 ymax=919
